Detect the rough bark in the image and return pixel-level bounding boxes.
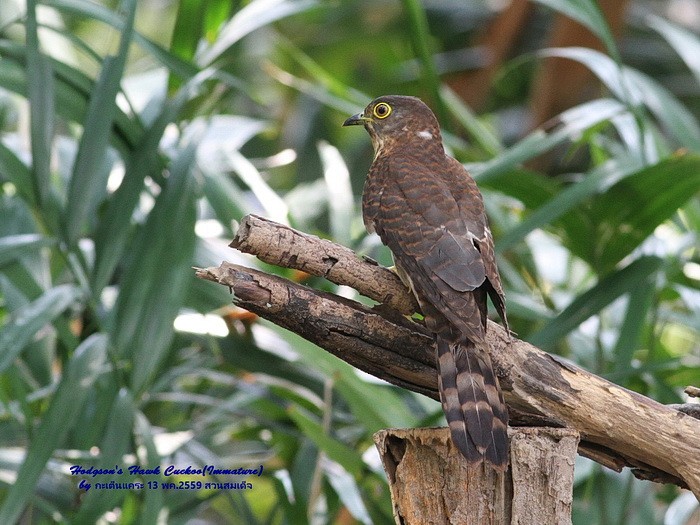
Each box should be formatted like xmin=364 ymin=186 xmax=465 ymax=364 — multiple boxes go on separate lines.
xmin=230 ymin=213 xmax=419 ymax=315
xmin=509 ymin=428 xmax=579 ymax=525
xmin=195 ymin=214 xmax=700 ymax=499
xmin=373 ymin=427 xmax=579 ymax=525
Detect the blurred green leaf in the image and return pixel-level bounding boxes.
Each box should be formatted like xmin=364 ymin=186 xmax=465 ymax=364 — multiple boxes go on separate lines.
xmin=441 ymin=86 xmax=503 ymax=156
xmin=531 ymin=0 xmax=618 ymax=59
xmin=170 ymin=0 xmax=207 ymax=63
xmin=2 ymin=0 xmax=698 ymax=521
xmin=322 ymin=458 xmax=372 ymax=525
xmin=0 ymin=41 xmax=144 ymax=156
xmin=276 ymin=39 xmax=369 ymax=107
xmin=612 ymin=282 xmax=655 ymax=375
xmin=530 ymin=256 xmax=663 ymax=349
xmin=0 ymin=284 xmax=82 ymax=373
xmin=664 ymin=491 xmax=700 ymax=525
xmin=319 ymin=141 xmax=354 ymax=246
xmin=270 ymin=327 xmax=418 ymax=430
xmin=45 ymin=0 xmax=199 ymax=80
xmin=132 ymin=412 xmax=164 ymax=523
xmin=0 ymin=334 xmax=108 ymax=524
xmin=540 ymin=47 xmax=700 ymax=151
xmin=0 ymin=142 xmax=34 ymax=206
xmin=589 ymin=153 xmax=700 ymax=269
xmin=71 ymin=389 xmax=136 ymax=523
xmin=266 ymin=62 xmax=365 ymax=114
xmin=227 ymin=149 xmax=290 ymax=225
xmin=111 ymin=142 xmax=198 ymax=391
xmin=287 ymin=406 xmax=364 ymax=477
xmin=400 ymin=0 xmax=443 ymax=120
xmin=91 ymin=81 xmax=196 ymax=295
xmin=199 ymin=168 xmax=250 ymax=231
xmin=0 ymin=234 xmax=54 ymax=265
xmin=198 ymin=0 xmax=319 ymax=66
xmin=498 ymin=154 xmax=643 ymax=253
xmin=473 ymin=98 xmax=627 ymax=183
xmin=64 ymin=0 xmax=137 ymax=245
xmin=25 ymin=0 xmax=54 ymax=208
xmin=647 ymin=14 xmax=700 ymax=86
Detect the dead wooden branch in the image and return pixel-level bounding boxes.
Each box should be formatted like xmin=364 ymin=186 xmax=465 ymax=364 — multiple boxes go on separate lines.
xmin=196 ymin=214 xmax=700 ymax=499
xmin=229 ymin=213 xmax=419 ymax=315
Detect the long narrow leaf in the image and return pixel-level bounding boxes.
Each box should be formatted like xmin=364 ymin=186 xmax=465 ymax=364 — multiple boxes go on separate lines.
xmin=0 ymin=142 xmax=35 ymax=206
xmin=441 ymin=86 xmax=503 ymax=156
xmin=589 ymin=153 xmax=700 ymax=269
xmin=0 ymin=234 xmax=54 ymax=265
xmin=25 ymin=0 xmax=54 ymax=207
xmin=90 ymin=78 xmax=199 ymax=295
xmin=45 ymin=0 xmax=199 ymax=80
xmin=267 ymin=326 xmax=417 ymax=429
xmin=170 ymin=0 xmax=206 ymax=63
xmin=0 ymin=42 xmax=144 ymax=157
xmin=198 ymin=0 xmax=319 ymax=66
xmin=497 ymin=153 xmax=643 ymax=253
xmin=322 ymin=457 xmax=372 ymax=525
xmin=529 ymin=256 xmax=663 ymax=349
xmin=473 ymin=98 xmax=627 ymax=182
xmin=276 ymin=39 xmax=369 ymax=107
xmin=647 ymin=14 xmax=700 ymax=86
xmin=319 ymin=141 xmax=353 ymax=246
xmin=287 ymin=406 xmax=364 ymax=477
xmin=612 ymin=282 xmax=655 ymax=375
xmin=64 ymin=0 xmax=137 ymax=244
xmin=540 ymin=48 xmax=700 ymax=151
xmin=111 ymin=143 xmax=198 ymax=391
xmin=227 ymin=149 xmax=290 ymax=225
xmin=0 ymin=334 xmax=108 ymax=524
xmin=72 ymin=389 xmax=136 ymax=523
xmin=399 ymin=0 xmax=443 ymax=120
xmin=133 ymin=412 xmax=164 ymax=522
xmin=0 ymin=284 xmax=82 ymax=373
xmin=531 ymin=0 xmax=619 ymax=59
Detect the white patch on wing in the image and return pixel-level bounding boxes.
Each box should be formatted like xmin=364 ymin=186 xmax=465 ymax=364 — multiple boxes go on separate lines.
xmin=417 ymin=130 xmax=433 ymax=139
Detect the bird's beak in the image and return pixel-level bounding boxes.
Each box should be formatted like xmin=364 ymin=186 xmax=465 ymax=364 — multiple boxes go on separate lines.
xmin=343 ymin=113 xmax=370 ymax=126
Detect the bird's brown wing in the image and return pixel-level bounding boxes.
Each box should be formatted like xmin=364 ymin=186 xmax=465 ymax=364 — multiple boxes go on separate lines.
xmin=364 ymin=154 xmax=508 ymax=468
xmin=364 ymin=155 xmax=487 ymax=339
xmin=444 ymin=156 xmax=508 ymax=331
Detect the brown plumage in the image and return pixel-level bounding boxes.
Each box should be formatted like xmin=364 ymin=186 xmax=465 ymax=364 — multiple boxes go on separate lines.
xmin=344 ymin=95 xmax=510 ymax=469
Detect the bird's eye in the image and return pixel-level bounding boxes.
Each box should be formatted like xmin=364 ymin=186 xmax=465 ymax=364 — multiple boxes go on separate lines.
xmin=373 ymin=102 xmax=392 ymax=119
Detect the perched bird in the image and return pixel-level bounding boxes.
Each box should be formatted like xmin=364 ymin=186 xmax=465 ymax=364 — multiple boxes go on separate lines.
xmin=344 ymin=95 xmax=509 ymax=469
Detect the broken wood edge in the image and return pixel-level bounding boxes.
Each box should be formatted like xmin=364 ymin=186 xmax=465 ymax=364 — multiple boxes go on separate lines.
xmin=373 ymin=427 xmax=579 ymax=525
xmin=373 ymin=427 xmax=509 ymax=525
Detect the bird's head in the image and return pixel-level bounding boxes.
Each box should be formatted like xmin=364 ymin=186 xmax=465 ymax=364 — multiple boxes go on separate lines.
xmin=343 ymin=95 xmax=442 ymax=156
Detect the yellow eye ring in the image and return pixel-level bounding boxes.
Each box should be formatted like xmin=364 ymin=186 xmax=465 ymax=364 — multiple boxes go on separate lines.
xmin=373 ymin=102 xmax=392 ymax=119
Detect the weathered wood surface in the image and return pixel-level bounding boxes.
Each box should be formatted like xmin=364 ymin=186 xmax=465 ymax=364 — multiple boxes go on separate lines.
xmin=374 ymin=427 xmax=579 ymax=525
xmin=509 ymin=428 xmax=579 ymax=525
xmin=195 ymin=214 xmax=700 ymax=499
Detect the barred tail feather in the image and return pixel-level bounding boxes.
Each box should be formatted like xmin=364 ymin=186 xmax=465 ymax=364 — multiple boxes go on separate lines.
xmin=437 ymin=338 xmax=476 ymax=462
xmin=436 ymin=336 xmax=509 ymax=469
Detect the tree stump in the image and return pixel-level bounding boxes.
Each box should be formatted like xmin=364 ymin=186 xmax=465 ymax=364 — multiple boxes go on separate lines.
xmin=374 ymin=427 xmax=579 ymax=525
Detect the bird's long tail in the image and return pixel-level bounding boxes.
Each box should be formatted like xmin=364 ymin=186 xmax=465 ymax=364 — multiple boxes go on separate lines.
xmin=436 ymin=336 xmax=509 ymax=469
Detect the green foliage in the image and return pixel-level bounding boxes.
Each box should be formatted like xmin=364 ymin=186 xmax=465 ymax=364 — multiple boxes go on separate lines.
xmin=0 ymin=0 xmax=698 ymax=523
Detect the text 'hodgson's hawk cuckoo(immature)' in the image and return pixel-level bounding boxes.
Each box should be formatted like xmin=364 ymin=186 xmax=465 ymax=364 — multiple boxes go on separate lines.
xmin=344 ymin=95 xmax=510 ymax=469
